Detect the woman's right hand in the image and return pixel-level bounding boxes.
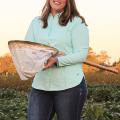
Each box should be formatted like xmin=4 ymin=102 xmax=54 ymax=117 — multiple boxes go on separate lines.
xmin=43 ymin=51 xmax=65 ymax=70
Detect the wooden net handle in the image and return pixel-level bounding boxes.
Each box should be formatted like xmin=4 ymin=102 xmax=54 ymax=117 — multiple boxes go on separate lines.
xmin=84 ymin=60 xmax=119 ymax=74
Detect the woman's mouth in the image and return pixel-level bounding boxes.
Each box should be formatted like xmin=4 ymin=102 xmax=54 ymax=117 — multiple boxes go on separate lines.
xmin=53 ymin=0 xmax=61 ymax=5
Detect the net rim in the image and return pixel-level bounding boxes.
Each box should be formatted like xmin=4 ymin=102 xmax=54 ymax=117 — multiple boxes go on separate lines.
xmin=8 ymin=40 xmax=59 ymax=51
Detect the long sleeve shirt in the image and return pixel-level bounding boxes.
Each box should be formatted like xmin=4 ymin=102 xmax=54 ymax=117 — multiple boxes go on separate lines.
xmin=24 ymin=12 xmax=89 ymax=91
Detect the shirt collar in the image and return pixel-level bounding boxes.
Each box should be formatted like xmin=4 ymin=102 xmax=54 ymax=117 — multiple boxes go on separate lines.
xmin=49 ymin=11 xmax=63 ymax=18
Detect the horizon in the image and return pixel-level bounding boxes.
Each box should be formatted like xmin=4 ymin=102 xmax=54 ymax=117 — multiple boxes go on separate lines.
xmin=0 ymin=0 xmax=120 ymax=64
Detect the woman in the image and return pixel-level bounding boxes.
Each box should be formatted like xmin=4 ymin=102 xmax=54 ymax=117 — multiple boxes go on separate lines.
xmin=25 ymin=0 xmax=89 ymax=120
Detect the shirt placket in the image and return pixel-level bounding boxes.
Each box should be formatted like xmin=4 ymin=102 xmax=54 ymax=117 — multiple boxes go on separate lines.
xmin=48 ymin=15 xmax=58 ymax=46
xmin=47 ymin=15 xmax=57 ymax=89
xmin=46 ymin=13 xmax=64 ymax=90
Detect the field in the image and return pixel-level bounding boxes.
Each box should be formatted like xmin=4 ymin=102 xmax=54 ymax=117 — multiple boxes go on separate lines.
xmin=0 ymin=72 xmax=120 ymax=120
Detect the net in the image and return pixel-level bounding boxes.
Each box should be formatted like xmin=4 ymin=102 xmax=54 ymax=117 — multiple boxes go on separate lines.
xmin=8 ymin=40 xmax=59 ymax=80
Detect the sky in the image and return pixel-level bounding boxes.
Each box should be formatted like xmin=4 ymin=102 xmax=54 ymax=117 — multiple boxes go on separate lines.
xmin=0 ymin=0 xmax=120 ymax=64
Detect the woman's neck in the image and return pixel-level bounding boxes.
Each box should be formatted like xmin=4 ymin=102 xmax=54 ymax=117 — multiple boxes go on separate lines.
xmin=51 ymin=8 xmax=64 ymax=16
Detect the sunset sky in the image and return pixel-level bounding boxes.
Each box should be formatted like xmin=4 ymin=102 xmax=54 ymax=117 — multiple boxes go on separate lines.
xmin=0 ymin=0 xmax=120 ymax=64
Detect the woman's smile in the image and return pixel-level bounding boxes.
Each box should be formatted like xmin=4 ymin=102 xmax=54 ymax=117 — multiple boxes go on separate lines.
xmin=53 ymin=0 xmax=61 ymax=5
xmin=50 ymin=0 xmax=66 ymax=12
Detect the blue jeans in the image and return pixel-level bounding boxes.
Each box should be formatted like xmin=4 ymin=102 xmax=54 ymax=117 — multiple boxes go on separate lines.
xmin=27 ymin=76 xmax=88 ymax=120
xmin=49 ymin=76 xmax=88 ymax=120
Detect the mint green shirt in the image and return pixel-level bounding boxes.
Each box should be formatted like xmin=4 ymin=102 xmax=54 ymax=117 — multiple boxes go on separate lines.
xmin=24 ymin=12 xmax=89 ymax=91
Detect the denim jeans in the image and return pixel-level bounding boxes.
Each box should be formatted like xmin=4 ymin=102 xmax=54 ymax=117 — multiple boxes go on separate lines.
xmin=49 ymin=76 xmax=88 ymax=120
xmin=27 ymin=76 xmax=88 ymax=120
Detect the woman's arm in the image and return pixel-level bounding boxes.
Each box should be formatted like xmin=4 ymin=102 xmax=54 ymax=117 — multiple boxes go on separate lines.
xmin=55 ymin=17 xmax=89 ymax=67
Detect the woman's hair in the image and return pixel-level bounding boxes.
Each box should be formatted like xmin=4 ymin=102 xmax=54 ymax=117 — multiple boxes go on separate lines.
xmin=40 ymin=0 xmax=88 ymax=28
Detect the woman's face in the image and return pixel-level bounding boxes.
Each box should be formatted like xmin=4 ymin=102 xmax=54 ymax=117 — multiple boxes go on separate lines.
xmin=49 ymin=0 xmax=67 ymax=13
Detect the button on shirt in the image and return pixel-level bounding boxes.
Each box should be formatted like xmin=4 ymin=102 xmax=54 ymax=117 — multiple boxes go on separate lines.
xmin=24 ymin=12 xmax=89 ymax=91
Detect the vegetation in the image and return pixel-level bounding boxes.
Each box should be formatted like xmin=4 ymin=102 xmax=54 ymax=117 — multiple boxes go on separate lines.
xmin=0 ymin=73 xmax=120 ymax=120
xmin=0 ymin=48 xmax=120 ymax=120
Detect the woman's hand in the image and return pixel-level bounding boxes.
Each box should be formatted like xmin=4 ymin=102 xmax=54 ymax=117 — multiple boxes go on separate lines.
xmin=43 ymin=57 xmax=57 ymax=70
xmin=43 ymin=51 xmax=65 ymax=70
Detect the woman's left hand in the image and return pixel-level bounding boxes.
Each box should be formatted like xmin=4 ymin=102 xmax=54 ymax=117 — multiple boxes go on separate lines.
xmin=43 ymin=57 xmax=57 ymax=70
